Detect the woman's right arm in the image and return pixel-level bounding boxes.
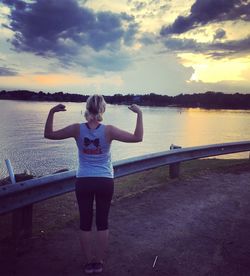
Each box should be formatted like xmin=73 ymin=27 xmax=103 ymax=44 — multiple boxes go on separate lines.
xmin=107 ymin=104 xmax=143 ymax=143
xmin=44 ymin=104 xmax=79 ymax=140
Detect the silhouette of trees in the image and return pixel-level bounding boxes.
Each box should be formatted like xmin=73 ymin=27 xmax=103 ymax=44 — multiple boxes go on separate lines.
xmin=0 ymin=90 xmax=249 ymax=109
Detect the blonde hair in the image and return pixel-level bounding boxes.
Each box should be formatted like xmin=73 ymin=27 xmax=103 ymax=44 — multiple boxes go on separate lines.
xmin=84 ymin=94 xmax=106 ymax=122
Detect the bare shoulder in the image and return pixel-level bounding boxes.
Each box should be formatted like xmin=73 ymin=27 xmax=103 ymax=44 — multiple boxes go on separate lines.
xmin=105 ymin=124 xmax=113 ymax=132
xmin=105 ymin=124 xmax=113 ymax=143
xmin=105 ymin=124 xmax=118 ymax=135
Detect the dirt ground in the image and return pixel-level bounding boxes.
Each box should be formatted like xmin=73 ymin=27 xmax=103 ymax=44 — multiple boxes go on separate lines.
xmin=1 ymin=165 xmax=250 ymax=276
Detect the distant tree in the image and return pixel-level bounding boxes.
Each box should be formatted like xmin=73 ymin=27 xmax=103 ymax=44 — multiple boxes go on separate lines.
xmin=0 ymin=90 xmax=249 ymax=109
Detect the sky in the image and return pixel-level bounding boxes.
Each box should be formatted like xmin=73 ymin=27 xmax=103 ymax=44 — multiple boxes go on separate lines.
xmin=0 ymin=0 xmax=249 ymax=96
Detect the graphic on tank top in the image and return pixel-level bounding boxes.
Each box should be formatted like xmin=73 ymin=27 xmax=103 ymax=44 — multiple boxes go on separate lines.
xmin=83 ymin=136 xmax=102 ymax=154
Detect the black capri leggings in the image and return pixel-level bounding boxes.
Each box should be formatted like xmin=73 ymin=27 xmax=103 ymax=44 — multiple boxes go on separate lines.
xmin=75 ymin=177 xmax=114 ymax=231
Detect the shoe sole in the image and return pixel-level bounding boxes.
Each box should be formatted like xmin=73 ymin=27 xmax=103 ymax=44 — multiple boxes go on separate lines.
xmin=93 ymin=269 xmax=103 ymax=273
xmin=84 ymin=270 xmax=94 ymax=275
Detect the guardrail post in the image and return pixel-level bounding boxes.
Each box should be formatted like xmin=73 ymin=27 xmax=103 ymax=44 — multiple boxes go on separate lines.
xmin=12 ymin=205 xmax=33 ymax=240
xmin=5 ymin=159 xmax=33 ymax=242
xmin=5 ymin=159 xmax=16 ymax=184
xmin=169 ymin=145 xmax=182 ymax=178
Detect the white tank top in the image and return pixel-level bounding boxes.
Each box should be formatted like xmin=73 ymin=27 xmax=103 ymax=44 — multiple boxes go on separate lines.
xmin=75 ymin=123 xmax=113 ymax=178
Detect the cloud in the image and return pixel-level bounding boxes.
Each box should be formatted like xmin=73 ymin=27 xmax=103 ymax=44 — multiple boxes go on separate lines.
xmin=2 ymin=0 xmax=26 ymax=10
xmin=213 ymin=28 xmax=226 ymax=40
xmin=187 ymin=79 xmax=250 ymax=94
xmin=160 ymin=0 xmax=250 ymax=35
xmin=123 ymin=23 xmax=139 ymax=46
xmin=120 ymin=49 xmax=194 ymax=95
xmin=162 ymin=36 xmax=250 ymax=58
xmin=133 ymin=2 xmax=147 ymax=11
xmin=211 ymin=36 xmax=250 ymax=53
xmin=2 ymin=0 xmax=139 ymax=72
xmin=0 ymin=66 xmax=18 ymax=76
xmin=139 ymin=32 xmax=157 ymax=45
xmin=74 ymin=48 xmax=133 ymax=75
xmin=127 ymin=0 xmax=171 ymax=22
xmin=163 ymin=37 xmax=203 ymax=52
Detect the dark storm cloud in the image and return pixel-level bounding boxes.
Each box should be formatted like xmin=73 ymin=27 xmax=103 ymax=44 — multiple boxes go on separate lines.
xmin=161 ymin=0 xmax=250 ymax=35
xmin=213 ymin=28 xmax=226 ymax=40
xmin=3 ymin=0 xmax=138 ymax=60
xmin=163 ymin=37 xmax=204 ymax=52
xmin=211 ymin=36 xmax=250 ymax=53
xmin=163 ymin=36 xmax=250 ymax=58
xmin=2 ymin=0 xmax=26 ymax=9
xmin=0 ymin=66 xmax=18 ymax=76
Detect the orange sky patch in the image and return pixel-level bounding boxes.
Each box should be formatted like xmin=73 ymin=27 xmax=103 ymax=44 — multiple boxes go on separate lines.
xmin=0 ymin=73 xmax=124 ymax=92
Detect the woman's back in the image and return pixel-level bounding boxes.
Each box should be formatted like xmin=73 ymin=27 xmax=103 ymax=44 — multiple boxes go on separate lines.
xmin=76 ymin=123 xmax=113 ymax=178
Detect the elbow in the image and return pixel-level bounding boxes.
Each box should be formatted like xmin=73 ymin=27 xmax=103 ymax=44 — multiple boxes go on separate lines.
xmin=135 ymin=136 xmax=143 ymax=142
xmin=44 ymin=132 xmax=53 ymax=139
xmin=138 ymin=133 xmax=143 ymax=142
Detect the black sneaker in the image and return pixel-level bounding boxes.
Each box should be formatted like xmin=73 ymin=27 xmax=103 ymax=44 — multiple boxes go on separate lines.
xmin=92 ymin=262 xmax=104 ymax=273
xmin=84 ymin=263 xmax=94 ymax=274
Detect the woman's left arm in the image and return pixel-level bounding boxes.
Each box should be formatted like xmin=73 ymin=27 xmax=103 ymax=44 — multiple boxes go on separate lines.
xmin=44 ymin=104 xmax=79 ymax=140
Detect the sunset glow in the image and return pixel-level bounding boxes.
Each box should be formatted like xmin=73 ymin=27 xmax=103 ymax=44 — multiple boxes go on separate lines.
xmin=0 ymin=0 xmax=249 ymax=95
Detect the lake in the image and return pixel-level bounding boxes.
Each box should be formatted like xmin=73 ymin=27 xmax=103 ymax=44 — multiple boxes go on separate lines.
xmin=0 ymin=100 xmax=250 ymax=179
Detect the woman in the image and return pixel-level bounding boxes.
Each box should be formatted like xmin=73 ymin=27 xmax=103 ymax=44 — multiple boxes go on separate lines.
xmin=44 ymin=95 xmax=143 ymax=274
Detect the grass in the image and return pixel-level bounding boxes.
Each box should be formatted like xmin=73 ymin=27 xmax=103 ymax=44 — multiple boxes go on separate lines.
xmin=0 ymin=158 xmax=249 ymax=241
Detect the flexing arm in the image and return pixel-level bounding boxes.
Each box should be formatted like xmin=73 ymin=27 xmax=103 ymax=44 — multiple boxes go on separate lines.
xmin=107 ymin=104 xmax=143 ymax=143
xmin=44 ymin=104 xmax=79 ymax=140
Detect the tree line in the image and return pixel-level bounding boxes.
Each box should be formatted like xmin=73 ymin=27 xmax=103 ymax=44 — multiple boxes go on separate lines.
xmin=0 ymin=90 xmax=250 ymax=109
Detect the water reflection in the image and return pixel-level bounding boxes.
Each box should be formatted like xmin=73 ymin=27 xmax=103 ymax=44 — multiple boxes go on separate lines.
xmin=0 ymin=100 xmax=249 ymax=179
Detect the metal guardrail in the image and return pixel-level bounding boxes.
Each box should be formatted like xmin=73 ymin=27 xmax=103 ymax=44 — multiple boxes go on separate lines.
xmin=1 ymin=140 xmax=250 ymax=216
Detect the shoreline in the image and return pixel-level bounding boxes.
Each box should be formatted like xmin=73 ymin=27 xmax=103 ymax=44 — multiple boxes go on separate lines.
xmin=1 ymin=90 xmax=250 ymax=110
xmin=1 ymin=98 xmax=250 ymax=111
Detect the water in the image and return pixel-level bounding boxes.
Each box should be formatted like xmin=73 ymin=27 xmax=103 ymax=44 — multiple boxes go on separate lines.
xmin=0 ymin=100 xmax=250 ymax=179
